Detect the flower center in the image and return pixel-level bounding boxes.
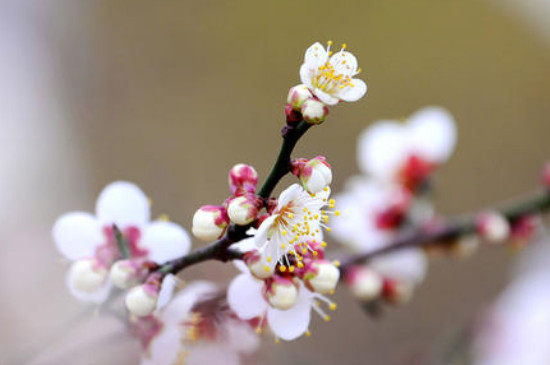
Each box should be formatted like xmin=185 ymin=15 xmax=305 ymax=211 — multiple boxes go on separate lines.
xmin=311 ymin=42 xmax=361 ymax=94
xmin=94 ymin=225 xmax=149 ymax=267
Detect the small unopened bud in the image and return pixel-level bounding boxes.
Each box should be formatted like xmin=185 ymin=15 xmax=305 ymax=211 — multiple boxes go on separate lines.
xmin=227 ymin=196 xmax=258 ymax=226
xmin=244 ymin=249 xmax=274 ymax=280
xmin=382 ymin=278 xmax=414 ymax=305
xmin=263 ymin=277 xmax=299 ymax=310
xmin=69 ymin=258 xmax=108 ymax=293
xmin=301 ymin=99 xmax=328 ymax=125
xmin=110 ymin=260 xmax=144 ymax=289
xmin=345 ymin=266 xmax=382 ymax=301
xmin=192 ymin=205 xmax=229 ymax=242
xmin=292 ymin=156 xmax=332 ymax=194
xmin=286 ymin=84 xmax=313 ymax=111
xmin=303 ymin=260 xmax=340 ymax=295
xmin=125 ymin=284 xmax=159 ymax=317
xmin=476 ymin=211 xmax=510 ymax=244
xmin=229 ymin=164 xmax=258 ymax=196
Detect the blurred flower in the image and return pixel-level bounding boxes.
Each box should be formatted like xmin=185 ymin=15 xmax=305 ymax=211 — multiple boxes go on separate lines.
xmin=300 ymin=41 xmax=367 ymax=105
xmin=52 ymin=181 xmax=191 ymax=303
xmin=476 ymin=211 xmax=510 ymax=244
xmin=357 ymin=106 xmax=456 ymax=191
xmin=139 ymin=281 xmax=259 ymax=365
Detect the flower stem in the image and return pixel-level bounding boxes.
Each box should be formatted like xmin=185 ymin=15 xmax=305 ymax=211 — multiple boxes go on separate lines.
xmin=157 ymin=120 xmax=312 ymax=276
xmin=340 ymin=190 xmax=550 ymax=271
xmin=113 ymin=224 xmax=130 ymax=259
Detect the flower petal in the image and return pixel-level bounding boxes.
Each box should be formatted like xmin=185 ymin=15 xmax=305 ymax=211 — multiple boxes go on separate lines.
xmin=162 ymin=281 xmax=218 ymax=321
xmin=156 ymin=274 xmax=177 ymax=310
xmin=140 ymin=221 xmax=191 ymax=264
xmin=277 ymin=184 xmax=302 ymax=209
xmin=299 ymin=64 xmax=314 ymax=89
xmin=254 ymin=215 xmax=276 ymax=249
xmin=232 ymin=237 xmax=256 ymax=272
xmin=338 ymin=78 xmax=367 ymax=102
xmin=141 ymin=325 xmax=182 ymax=365
xmin=329 ymin=51 xmax=358 ymax=76
xmin=224 ymin=318 xmax=261 ymax=354
xmin=304 ymin=42 xmax=328 ymax=68
xmin=266 ymin=286 xmax=312 ymax=341
xmin=314 ymin=89 xmax=339 ymax=105
xmin=407 ymin=106 xmax=457 ymax=163
xmin=227 ymin=273 xmax=266 ymax=320
xmin=96 ymin=181 xmax=150 ymax=228
xmin=370 ymin=248 xmax=427 ymax=285
xmin=52 ymin=212 xmax=102 ymax=260
xmin=65 ymin=267 xmax=112 ymax=304
xmin=357 ymin=120 xmax=407 ymax=179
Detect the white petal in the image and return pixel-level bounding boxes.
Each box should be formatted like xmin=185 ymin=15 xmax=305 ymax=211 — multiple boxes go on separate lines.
xmin=407 ymin=106 xmax=457 ymax=163
xmin=313 ymin=89 xmax=339 ymax=105
xmin=304 ymin=42 xmax=328 ymax=68
xmin=65 ymin=267 xmax=112 ymax=304
xmin=357 ymin=120 xmax=407 ymax=179
xmin=277 ymin=184 xmax=302 ymax=208
xmin=52 ymin=212 xmax=102 ymax=260
xmin=338 ymin=78 xmax=367 ymax=102
xmin=141 ymin=325 xmax=182 ymax=365
xmin=156 ymin=274 xmax=176 ymax=310
xmin=96 ymin=181 xmax=150 ymax=228
xmin=254 ymin=215 xmax=276 ymax=249
xmin=266 ymin=287 xmax=312 ymax=341
xmin=227 ymin=274 xmax=266 ymax=320
xmin=187 ymin=344 xmax=240 ymax=365
xmin=329 ymin=51 xmax=358 ymax=76
xmin=162 ymin=281 xmax=218 ymax=321
xmin=232 ymin=237 xmax=256 ymax=273
xmin=370 ymin=248 xmax=428 ymax=285
xmin=224 ymin=319 xmax=260 ymax=354
xmin=299 ymin=64 xmax=314 ymax=89
xmin=141 ymin=221 xmax=191 ymax=264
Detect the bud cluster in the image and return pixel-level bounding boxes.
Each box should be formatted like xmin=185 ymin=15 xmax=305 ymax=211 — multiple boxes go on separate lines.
xmin=285 ymin=84 xmax=329 ymax=125
xmin=290 ymin=156 xmax=333 ymax=194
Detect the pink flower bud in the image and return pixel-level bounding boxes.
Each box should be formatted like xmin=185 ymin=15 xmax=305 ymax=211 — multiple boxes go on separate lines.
xmin=110 ymin=260 xmax=145 ymax=289
xmin=292 ymin=156 xmax=332 ymax=194
xmin=476 ymin=211 xmax=510 ymax=244
xmin=301 ymin=99 xmax=328 ymax=125
xmin=243 ymin=249 xmax=274 ymax=280
xmin=382 ymin=278 xmax=414 ymax=305
xmin=345 ymin=266 xmax=383 ymax=301
xmin=227 ymin=196 xmax=259 ymax=226
xmin=286 ymin=84 xmax=313 ymax=111
xmin=303 ymin=260 xmax=340 ymax=295
xmin=192 ymin=205 xmax=229 ymax=242
xmin=69 ymin=258 xmax=108 ymax=293
xmin=263 ymin=276 xmax=299 ymax=310
xmin=228 ymin=164 xmax=258 ymax=196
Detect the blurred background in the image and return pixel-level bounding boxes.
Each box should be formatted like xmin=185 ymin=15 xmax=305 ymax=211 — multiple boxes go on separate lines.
xmin=2 ymin=0 xmax=550 ymax=364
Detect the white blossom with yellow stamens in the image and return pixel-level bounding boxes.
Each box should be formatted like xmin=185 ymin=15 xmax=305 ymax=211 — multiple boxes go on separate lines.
xmin=300 ymin=41 xmax=367 ymax=105
xmin=254 ymin=184 xmax=337 ymax=272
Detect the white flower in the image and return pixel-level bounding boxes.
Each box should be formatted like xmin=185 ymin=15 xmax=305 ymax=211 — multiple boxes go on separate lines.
xmin=52 ymin=181 xmax=191 ymax=303
xmin=357 ymin=106 xmax=456 ymax=186
xmin=140 ymin=281 xmax=259 ymax=365
xmin=300 ymin=41 xmax=367 ymax=105
xmin=254 ymin=184 xmax=333 ymax=270
xmin=227 ymin=268 xmax=335 ymax=341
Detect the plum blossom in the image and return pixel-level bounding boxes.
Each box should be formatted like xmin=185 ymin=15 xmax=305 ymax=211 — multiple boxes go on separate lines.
xmin=52 ymin=181 xmax=191 ymax=303
xmin=254 ymin=184 xmax=335 ymax=271
xmin=139 ymin=281 xmax=259 ymax=365
xmin=300 ymin=41 xmax=367 ymax=105
xmin=227 ymin=265 xmax=335 ymax=341
xmin=357 ymin=106 xmax=457 ymax=191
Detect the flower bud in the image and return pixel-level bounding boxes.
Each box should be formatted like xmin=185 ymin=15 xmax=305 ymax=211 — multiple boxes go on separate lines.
xmin=292 ymin=156 xmax=332 ymax=194
xmin=301 ymin=99 xmax=328 ymax=125
xmin=476 ymin=211 xmax=510 ymax=244
xmin=244 ymin=249 xmax=274 ymax=280
xmin=303 ymin=260 xmax=340 ymax=295
xmin=263 ymin=277 xmax=299 ymax=310
xmin=286 ymin=84 xmax=313 ymax=111
xmin=125 ymin=284 xmax=159 ymax=317
xmin=192 ymin=205 xmax=229 ymax=242
xmin=345 ymin=266 xmax=382 ymax=301
xmin=109 ymin=260 xmax=144 ymax=289
xmin=229 ymin=164 xmax=258 ymax=196
xmin=227 ymin=196 xmax=258 ymax=226
xmin=382 ymin=278 xmax=414 ymax=305
xmin=69 ymin=258 xmax=108 ymax=293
